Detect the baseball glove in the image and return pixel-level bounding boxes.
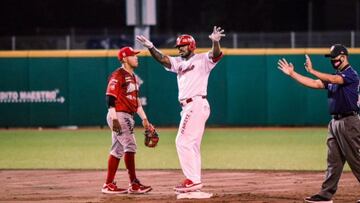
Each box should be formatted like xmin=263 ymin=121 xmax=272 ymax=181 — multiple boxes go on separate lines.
xmin=144 ymin=125 xmax=159 ymax=148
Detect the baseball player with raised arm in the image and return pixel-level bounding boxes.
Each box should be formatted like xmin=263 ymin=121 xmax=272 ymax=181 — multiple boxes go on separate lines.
xmin=101 ymin=46 xmax=152 ymax=194
xmin=136 ymin=26 xmax=225 ymax=193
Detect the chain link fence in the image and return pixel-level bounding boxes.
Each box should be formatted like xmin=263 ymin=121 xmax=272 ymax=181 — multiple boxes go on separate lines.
xmin=1 ymin=31 xmax=360 ymax=50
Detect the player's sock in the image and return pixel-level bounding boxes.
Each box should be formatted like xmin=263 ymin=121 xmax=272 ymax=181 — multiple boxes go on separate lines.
xmin=106 ymin=154 xmax=120 ymax=184
xmin=124 ymin=152 xmax=136 ymax=182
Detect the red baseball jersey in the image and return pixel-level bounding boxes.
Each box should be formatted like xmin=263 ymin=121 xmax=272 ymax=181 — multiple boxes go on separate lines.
xmin=106 ymin=68 xmax=139 ymax=114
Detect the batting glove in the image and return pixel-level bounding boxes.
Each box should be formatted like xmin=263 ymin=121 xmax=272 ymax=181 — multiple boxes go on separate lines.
xmin=136 ymin=35 xmax=154 ymax=49
xmin=209 ymin=26 xmax=226 ymax=42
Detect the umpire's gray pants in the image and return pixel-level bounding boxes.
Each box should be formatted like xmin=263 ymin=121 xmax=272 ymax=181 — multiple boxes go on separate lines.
xmin=319 ymin=114 xmax=360 ymax=199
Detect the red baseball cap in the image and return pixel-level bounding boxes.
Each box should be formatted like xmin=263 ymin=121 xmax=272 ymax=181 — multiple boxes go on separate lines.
xmin=118 ymin=46 xmax=140 ymax=61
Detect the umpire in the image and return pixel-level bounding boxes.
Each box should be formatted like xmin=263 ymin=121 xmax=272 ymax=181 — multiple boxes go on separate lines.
xmin=278 ymin=44 xmax=360 ymax=203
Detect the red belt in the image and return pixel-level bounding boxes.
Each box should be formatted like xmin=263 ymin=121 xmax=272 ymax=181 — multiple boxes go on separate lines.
xmin=180 ymin=96 xmax=206 ymax=107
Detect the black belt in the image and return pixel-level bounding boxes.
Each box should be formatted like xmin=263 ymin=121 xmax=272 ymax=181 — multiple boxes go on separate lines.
xmin=180 ymin=96 xmax=206 ymax=107
xmin=332 ymin=111 xmax=358 ymax=120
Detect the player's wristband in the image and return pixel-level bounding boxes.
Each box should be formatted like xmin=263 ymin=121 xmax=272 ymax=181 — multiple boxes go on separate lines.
xmin=108 ymin=108 xmax=117 ymax=120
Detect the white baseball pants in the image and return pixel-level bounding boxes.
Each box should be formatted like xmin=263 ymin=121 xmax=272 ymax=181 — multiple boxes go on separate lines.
xmin=175 ymin=96 xmax=210 ymax=183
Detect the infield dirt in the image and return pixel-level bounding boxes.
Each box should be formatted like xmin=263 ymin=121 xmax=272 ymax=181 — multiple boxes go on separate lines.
xmin=0 ymin=170 xmax=358 ymax=203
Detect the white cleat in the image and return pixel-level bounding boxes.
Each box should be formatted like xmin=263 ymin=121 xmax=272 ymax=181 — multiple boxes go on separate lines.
xmin=173 ymin=179 xmax=203 ymax=193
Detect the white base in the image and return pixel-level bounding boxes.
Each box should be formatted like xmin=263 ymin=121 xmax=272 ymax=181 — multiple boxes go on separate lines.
xmin=176 ymin=191 xmax=213 ymax=199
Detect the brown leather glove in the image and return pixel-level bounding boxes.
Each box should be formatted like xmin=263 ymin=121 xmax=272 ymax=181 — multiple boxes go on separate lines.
xmin=144 ymin=124 xmax=159 ymax=148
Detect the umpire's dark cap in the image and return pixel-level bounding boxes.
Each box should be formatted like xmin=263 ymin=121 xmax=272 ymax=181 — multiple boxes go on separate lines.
xmin=324 ymin=44 xmax=348 ymax=58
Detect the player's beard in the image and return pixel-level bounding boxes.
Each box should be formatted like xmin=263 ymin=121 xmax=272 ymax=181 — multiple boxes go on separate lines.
xmin=180 ymin=50 xmax=191 ymax=59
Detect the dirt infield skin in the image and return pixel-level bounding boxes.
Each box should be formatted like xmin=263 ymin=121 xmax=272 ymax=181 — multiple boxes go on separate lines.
xmin=0 ymin=170 xmax=359 ymax=203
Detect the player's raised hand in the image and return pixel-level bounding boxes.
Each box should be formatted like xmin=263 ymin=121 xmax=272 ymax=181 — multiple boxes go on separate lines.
xmin=209 ymin=26 xmax=225 ymax=42
xmin=136 ymin=35 xmax=154 ymax=49
xmin=304 ymin=54 xmax=314 ymax=73
xmin=277 ymin=58 xmax=295 ymax=76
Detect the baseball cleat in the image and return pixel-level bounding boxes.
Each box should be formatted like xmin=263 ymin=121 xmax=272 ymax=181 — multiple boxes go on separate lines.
xmin=101 ymin=182 xmax=127 ymax=194
xmin=304 ymin=194 xmax=332 ymax=203
xmin=128 ymin=178 xmax=152 ymax=194
xmin=174 ymin=179 xmax=203 ymax=193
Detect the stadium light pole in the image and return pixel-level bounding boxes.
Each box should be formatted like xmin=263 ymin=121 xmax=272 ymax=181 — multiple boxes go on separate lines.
xmin=126 ymin=0 xmax=157 ymax=49
xmin=356 ymin=0 xmax=360 ymax=31
xmin=307 ymin=0 xmax=313 ymax=47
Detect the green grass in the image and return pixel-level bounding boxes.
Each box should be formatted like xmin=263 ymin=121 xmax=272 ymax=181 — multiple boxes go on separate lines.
xmin=0 ymin=127 xmax=350 ymax=171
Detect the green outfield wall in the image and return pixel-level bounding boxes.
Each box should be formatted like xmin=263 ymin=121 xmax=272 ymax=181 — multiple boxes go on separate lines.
xmin=0 ymin=49 xmax=359 ymax=127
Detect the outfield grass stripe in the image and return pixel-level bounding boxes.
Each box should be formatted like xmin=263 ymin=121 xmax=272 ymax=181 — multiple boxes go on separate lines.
xmin=0 ymin=128 xmax=350 ymax=171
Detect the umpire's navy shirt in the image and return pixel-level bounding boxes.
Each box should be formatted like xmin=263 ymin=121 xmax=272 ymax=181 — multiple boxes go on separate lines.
xmin=323 ymin=65 xmax=360 ymax=115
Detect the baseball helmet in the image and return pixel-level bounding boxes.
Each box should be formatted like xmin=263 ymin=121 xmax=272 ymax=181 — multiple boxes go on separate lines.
xmin=175 ymin=34 xmax=196 ymax=51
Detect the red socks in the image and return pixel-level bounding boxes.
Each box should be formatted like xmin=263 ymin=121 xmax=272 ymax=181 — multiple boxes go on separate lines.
xmin=105 ymin=153 xmax=136 ymax=184
xmin=124 ymin=152 xmax=136 ymax=182
xmin=106 ymin=154 xmax=120 ymax=184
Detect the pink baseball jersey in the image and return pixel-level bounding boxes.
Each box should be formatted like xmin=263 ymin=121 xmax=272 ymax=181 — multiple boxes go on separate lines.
xmin=165 ymin=52 xmax=223 ymax=100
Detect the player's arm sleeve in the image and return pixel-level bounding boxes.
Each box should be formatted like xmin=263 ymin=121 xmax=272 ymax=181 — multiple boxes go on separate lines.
xmin=106 ymin=95 xmax=116 ymax=108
